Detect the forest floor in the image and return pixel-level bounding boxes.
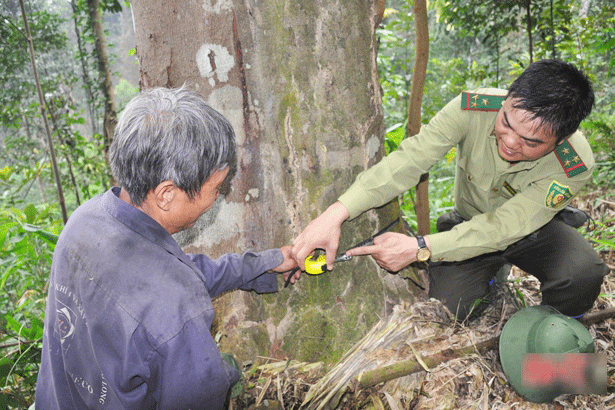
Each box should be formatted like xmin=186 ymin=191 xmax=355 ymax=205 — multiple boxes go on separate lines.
xmin=231 ymin=188 xmax=615 ymax=410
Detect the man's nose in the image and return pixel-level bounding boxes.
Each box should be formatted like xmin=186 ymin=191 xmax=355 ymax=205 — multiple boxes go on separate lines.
xmin=502 ymin=131 xmax=520 ymax=149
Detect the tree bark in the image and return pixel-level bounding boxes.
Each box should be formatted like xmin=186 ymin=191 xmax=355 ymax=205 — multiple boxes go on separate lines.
xmin=86 ymin=0 xmax=117 ymax=158
xmin=71 ymin=0 xmax=99 ymax=137
xmin=130 ymin=0 xmax=418 ymax=364
xmin=525 ymin=0 xmax=534 ymax=63
xmin=407 ymin=0 xmax=430 ymax=235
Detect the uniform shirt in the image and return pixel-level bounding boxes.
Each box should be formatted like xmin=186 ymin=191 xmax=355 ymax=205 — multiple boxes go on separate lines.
xmin=338 ymin=89 xmax=595 ymax=262
xmin=36 ymin=187 xmax=283 ymax=409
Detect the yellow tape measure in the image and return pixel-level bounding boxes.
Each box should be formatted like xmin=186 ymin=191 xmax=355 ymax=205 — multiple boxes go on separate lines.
xmin=305 ymin=254 xmax=327 ymax=275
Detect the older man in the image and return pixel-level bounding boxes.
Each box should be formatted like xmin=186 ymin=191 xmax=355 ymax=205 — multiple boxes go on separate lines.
xmin=36 ymin=87 xmax=296 ymax=409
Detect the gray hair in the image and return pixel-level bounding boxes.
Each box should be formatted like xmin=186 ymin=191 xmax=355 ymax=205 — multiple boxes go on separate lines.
xmin=109 ymin=87 xmax=236 ymax=205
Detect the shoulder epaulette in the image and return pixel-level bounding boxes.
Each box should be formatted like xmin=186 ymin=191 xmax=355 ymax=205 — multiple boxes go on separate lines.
xmin=461 ymin=91 xmax=506 ymax=112
xmin=554 ymin=140 xmax=587 ymax=178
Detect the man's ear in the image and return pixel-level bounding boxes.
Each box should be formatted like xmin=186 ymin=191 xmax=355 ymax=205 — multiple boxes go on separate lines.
xmin=152 ymin=180 xmax=178 ymax=211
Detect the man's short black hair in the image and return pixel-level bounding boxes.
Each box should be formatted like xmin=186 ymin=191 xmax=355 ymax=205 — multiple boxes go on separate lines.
xmin=507 ymin=59 xmax=594 ymax=143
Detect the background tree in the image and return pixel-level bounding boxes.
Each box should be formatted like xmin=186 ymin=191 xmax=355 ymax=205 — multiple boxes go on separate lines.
xmin=407 ymin=0 xmax=430 ymax=235
xmin=19 ymin=0 xmax=67 ymax=223
xmin=130 ymin=0 xmax=420 ymax=364
xmin=85 ymin=0 xmax=119 ymax=159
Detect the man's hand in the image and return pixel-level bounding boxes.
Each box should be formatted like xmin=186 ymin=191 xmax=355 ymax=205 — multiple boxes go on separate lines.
xmin=272 ymin=245 xmax=302 ymax=284
xmin=345 ymin=233 xmax=431 ymax=272
xmin=272 ymin=245 xmax=298 ymax=272
xmin=292 ymin=202 xmax=349 ymax=271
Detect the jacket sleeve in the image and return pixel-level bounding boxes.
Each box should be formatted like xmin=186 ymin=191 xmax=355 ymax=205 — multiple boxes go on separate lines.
xmin=339 ymin=94 xmax=467 ymax=219
xmin=187 ymin=249 xmax=283 ymax=297
xmin=427 ymin=154 xmax=594 ymax=262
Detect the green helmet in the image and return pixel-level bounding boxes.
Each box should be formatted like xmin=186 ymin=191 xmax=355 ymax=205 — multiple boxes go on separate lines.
xmin=498 ymin=305 xmax=595 ymax=403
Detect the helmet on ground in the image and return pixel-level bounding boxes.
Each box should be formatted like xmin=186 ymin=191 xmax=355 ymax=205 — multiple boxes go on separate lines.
xmin=498 ymin=305 xmax=595 ymax=403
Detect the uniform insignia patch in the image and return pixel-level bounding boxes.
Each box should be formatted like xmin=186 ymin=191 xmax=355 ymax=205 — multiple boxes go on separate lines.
xmin=554 ymin=140 xmax=587 ymax=177
xmin=545 ymin=181 xmax=574 ymax=208
xmin=461 ymin=92 xmax=506 ymax=112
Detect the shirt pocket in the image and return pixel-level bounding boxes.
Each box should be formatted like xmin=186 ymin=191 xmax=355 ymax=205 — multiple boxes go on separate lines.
xmin=457 ymin=155 xmax=493 ymax=191
xmin=456 ymin=156 xmax=492 ymax=214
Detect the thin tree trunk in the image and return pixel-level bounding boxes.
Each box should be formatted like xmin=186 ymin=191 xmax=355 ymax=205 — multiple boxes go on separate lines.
xmin=407 ymin=0 xmax=430 ymax=235
xmin=19 ymin=0 xmax=68 ymax=223
xmin=525 ymin=0 xmax=534 ymax=63
xmin=86 ymin=0 xmax=117 ymax=160
xmin=21 ymin=112 xmax=48 ymax=202
xmin=549 ymin=0 xmax=556 ymax=58
xmin=71 ymin=0 xmax=99 ymax=136
xmin=45 ymin=93 xmax=82 ymax=206
xmin=64 ymin=154 xmax=81 ymax=206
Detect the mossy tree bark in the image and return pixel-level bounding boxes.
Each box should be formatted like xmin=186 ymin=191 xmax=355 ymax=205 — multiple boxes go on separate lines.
xmin=130 ymin=0 xmax=420 ymax=365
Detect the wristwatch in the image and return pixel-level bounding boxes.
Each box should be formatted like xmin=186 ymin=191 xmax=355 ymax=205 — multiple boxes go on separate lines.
xmin=415 ymin=235 xmax=431 ymax=262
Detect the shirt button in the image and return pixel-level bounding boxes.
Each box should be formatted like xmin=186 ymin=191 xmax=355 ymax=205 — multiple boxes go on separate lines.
xmin=468 ymin=175 xmax=472 ymax=181
xmin=493 ymin=188 xmax=498 ymax=192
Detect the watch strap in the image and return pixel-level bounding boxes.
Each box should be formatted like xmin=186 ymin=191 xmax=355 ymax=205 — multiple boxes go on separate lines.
xmin=416 ymin=235 xmax=427 ymax=249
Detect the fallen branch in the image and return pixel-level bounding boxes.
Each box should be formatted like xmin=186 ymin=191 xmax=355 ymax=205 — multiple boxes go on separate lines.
xmin=355 ymin=336 xmax=498 ymax=389
xmin=579 ymin=307 xmax=615 ymax=326
xmin=354 ymin=307 xmax=615 ymax=389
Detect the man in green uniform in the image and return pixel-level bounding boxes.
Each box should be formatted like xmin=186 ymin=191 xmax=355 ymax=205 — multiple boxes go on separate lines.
xmin=292 ymin=59 xmax=610 ymax=321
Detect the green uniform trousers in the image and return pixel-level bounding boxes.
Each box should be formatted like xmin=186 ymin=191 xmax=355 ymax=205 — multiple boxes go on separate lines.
xmin=428 ymin=212 xmax=610 ymax=321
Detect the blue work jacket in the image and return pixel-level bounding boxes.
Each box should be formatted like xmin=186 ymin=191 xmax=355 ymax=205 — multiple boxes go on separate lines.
xmin=36 ymin=187 xmax=282 ymax=409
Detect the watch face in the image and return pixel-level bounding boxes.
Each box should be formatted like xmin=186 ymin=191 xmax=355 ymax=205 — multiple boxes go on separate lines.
xmin=417 ymin=248 xmax=431 ymax=262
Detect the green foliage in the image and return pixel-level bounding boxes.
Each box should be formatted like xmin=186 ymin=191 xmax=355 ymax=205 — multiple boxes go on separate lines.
xmin=1 ymin=204 xmax=60 ymax=408
xmin=1 ymin=128 xmax=110 ymax=213
xmin=378 ymin=0 xmax=615 ymax=230
xmin=114 ymin=77 xmax=139 ymax=111
xmin=0 ymin=1 xmax=126 ymax=405
xmin=585 ymin=111 xmax=615 ymax=186
xmin=0 ymin=4 xmax=69 ymax=127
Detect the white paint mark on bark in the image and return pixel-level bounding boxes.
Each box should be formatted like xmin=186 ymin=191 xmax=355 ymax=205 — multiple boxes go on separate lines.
xmin=173 ymin=195 xmax=244 ymax=248
xmin=195 ymin=43 xmax=235 ymax=83
xmin=194 ymin=200 xmax=244 ymax=248
xmin=207 ymin=85 xmax=246 ymax=145
xmin=243 ymin=189 xmax=259 ymax=202
xmin=366 ymin=134 xmax=380 ymax=160
xmin=202 ymin=0 xmax=233 ymax=14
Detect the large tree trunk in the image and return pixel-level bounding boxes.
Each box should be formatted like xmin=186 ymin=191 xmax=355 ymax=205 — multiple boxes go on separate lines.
xmin=130 ymin=0 xmax=419 ymax=364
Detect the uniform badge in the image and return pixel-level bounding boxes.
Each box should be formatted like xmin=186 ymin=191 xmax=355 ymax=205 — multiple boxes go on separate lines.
xmin=554 ymin=140 xmax=587 ymax=177
xmin=461 ymin=92 xmax=506 ymax=112
xmin=545 ymin=181 xmax=573 ymax=208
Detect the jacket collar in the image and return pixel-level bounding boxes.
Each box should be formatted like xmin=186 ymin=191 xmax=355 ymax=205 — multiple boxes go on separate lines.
xmin=102 ymin=187 xmax=193 ymax=265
